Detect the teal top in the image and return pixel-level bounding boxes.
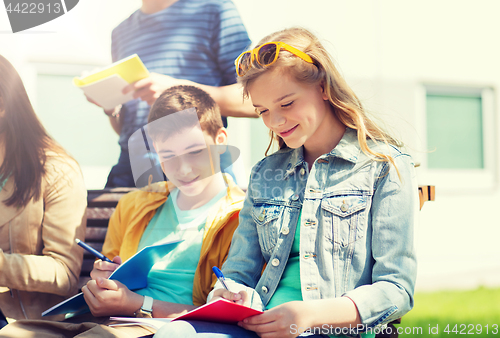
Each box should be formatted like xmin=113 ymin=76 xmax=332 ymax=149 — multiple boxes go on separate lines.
xmin=266 ymin=211 xmax=302 ymax=309
xmin=135 ymin=187 xmax=227 ymax=305
xmin=266 ymin=210 xmax=375 ymax=338
xmin=0 ymin=177 xmax=8 ymax=192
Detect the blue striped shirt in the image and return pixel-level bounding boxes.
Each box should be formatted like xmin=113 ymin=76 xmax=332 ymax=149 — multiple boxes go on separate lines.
xmin=111 ymin=0 xmax=251 ymax=151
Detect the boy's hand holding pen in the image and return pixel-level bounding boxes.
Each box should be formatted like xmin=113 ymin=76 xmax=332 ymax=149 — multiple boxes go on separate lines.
xmin=212 ymin=266 xmax=249 ymax=306
xmin=91 ymin=256 xmax=121 ymax=280
xmin=75 ymin=239 xmax=121 ymax=280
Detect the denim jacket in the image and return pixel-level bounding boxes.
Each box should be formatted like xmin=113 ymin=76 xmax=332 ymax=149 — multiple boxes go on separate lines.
xmin=211 ymin=128 xmax=418 ymax=330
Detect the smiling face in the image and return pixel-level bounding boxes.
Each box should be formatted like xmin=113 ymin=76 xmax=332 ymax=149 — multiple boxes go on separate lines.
xmin=153 ymin=125 xmax=227 ymax=205
xmin=248 ymin=68 xmax=344 ymax=162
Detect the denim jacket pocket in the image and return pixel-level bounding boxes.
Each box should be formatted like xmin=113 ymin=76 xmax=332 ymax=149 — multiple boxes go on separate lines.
xmin=252 ymin=203 xmax=283 ymax=253
xmin=321 ymin=194 xmax=368 ymax=247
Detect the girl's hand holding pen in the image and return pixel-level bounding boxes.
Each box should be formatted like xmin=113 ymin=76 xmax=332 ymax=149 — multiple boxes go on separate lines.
xmin=211 ymin=288 xmax=250 ymax=306
xmin=90 ymin=256 xmax=122 ymax=280
xmin=210 ymin=266 xmax=251 ymax=306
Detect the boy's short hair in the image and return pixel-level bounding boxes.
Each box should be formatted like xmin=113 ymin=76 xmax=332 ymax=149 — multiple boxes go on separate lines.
xmin=147 ymin=85 xmax=223 ymax=141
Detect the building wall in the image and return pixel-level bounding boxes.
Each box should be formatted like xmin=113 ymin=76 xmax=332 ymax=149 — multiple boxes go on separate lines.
xmin=1 ymin=0 xmax=499 ymax=290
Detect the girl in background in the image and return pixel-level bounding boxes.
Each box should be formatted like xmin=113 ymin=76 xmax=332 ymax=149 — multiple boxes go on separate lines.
xmin=0 ymin=55 xmax=87 ymax=325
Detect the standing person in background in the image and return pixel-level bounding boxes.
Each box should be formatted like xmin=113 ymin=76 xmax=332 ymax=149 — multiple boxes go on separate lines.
xmin=0 ymin=55 xmax=87 ymax=326
xmin=89 ymin=0 xmax=255 ymax=188
xmin=156 ymin=27 xmax=418 ymax=338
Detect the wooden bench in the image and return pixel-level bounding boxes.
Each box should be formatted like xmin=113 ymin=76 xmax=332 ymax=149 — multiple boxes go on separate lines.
xmin=81 ymin=185 xmax=435 ymax=337
xmin=79 ymin=188 xmax=136 ymax=287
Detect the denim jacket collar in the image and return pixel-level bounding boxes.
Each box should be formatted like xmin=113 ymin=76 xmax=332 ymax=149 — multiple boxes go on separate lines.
xmin=327 ymin=127 xmax=360 ymax=163
xmin=281 ymin=128 xmax=360 ymax=180
xmin=281 ymin=147 xmax=306 ymax=180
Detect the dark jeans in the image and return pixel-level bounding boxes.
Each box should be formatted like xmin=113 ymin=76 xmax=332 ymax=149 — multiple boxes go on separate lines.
xmin=219 ymin=148 xmax=237 ymax=183
xmin=105 ymin=150 xmax=138 ymax=188
xmin=0 ymin=309 xmax=8 ymax=329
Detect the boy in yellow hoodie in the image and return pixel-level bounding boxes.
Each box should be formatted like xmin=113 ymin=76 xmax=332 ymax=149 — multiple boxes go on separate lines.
xmin=82 ymin=85 xmax=245 ymax=318
xmin=0 ymin=85 xmax=245 ymax=337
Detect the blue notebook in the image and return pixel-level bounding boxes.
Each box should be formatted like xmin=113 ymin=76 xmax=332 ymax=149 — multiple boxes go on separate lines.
xmin=42 ymin=240 xmax=182 ymax=317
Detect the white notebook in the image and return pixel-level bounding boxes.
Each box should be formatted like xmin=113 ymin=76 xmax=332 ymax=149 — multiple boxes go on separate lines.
xmin=79 ymin=74 xmax=134 ymax=110
xmin=74 ymin=54 xmax=149 ymax=110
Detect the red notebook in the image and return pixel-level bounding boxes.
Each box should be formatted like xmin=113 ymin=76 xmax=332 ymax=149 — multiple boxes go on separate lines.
xmin=173 ymin=298 xmax=263 ymax=324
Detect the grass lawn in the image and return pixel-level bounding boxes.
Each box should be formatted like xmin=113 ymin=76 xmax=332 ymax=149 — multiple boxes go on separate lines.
xmin=396 ymin=287 xmax=500 ymax=337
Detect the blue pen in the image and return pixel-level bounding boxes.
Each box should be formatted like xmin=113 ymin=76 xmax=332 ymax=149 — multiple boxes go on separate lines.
xmin=75 ymin=238 xmax=113 ymax=263
xmin=212 ymin=266 xmax=231 ymax=292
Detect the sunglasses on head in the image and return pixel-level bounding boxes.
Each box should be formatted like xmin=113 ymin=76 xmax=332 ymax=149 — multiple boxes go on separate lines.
xmin=235 ymin=41 xmax=314 ymax=77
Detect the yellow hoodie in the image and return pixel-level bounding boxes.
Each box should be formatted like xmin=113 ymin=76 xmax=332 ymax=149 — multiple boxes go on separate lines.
xmin=101 ymin=176 xmax=245 ymax=306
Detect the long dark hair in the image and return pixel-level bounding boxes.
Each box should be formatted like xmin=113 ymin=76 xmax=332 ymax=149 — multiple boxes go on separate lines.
xmin=0 ymin=55 xmax=67 ymax=208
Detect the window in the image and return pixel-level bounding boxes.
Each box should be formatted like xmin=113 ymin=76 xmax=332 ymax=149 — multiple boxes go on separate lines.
xmin=418 ymin=85 xmax=496 ymax=191
xmin=427 ymin=92 xmax=484 ymax=169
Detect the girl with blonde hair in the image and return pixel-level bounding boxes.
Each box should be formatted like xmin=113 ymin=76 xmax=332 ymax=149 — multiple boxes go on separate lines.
xmin=156 ymin=27 xmax=418 ymax=338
